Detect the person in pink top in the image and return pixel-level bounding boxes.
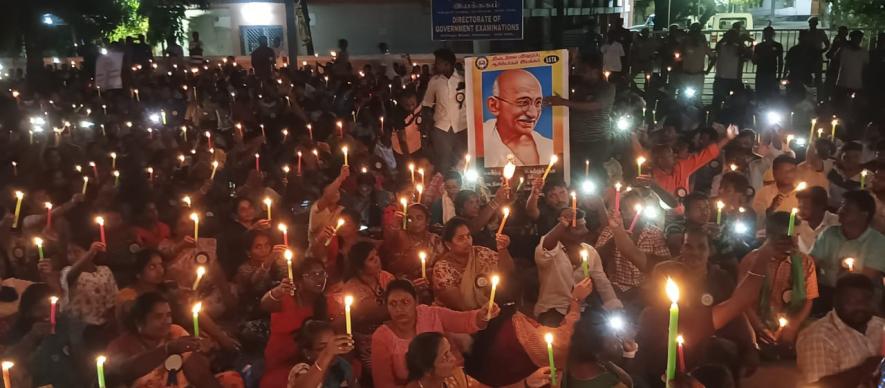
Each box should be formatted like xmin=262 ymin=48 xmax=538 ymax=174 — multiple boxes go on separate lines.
xmin=649 ymin=124 xmax=739 ymax=196
xmin=371 ymin=279 xmax=500 ymax=387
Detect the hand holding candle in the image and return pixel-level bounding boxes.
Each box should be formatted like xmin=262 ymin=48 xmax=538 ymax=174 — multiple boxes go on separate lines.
xmin=541 ymin=155 xmax=558 ymax=181
xmin=496 ymin=207 xmax=510 ymax=234
xmin=344 ymin=295 xmax=353 ymax=335
xmin=487 ymin=275 xmax=500 ymax=320
xmin=95 ymin=216 xmax=106 ymax=245
xmin=192 ymin=302 xmax=202 ymax=336
xmin=325 ymin=218 xmax=346 ymax=246
xmin=544 ymin=333 xmax=557 ymax=386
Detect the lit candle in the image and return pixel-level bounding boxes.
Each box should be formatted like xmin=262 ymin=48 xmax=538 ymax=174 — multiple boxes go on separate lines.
xmin=544 ymin=333 xmax=557 ymax=386
xmin=12 ymin=191 xmax=23 ymax=228
xmin=676 ymin=335 xmax=686 ymax=373
xmin=637 ymin=156 xmax=646 ymax=176
xmin=716 ymin=200 xmax=725 ymax=224
xmin=112 ymin=170 xmax=120 ymax=186
xmin=628 ymin=204 xmax=643 ymax=232
xmin=861 ymin=170 xmax=869 ymax=190
xmin=342 ymin=146 xmax=349 ymax=166
xmin=400 ymin=198 xmax=409 ymax=230
xmin=109 ymin=152 xmax=117 ymax=169
xmin=774 ymin=316 xmax=789 ymax=340
xmin=416 ymin=183 xmax=424 ymax=203
xmin=307 ymin=124 xmax=313 ymax=141
xmin=336 ymin=121 xmax=343 ymax=137
xmin=344 ymin=295 xmax=354 ymax=335
xmin=665 ymin=277 xmax=680 ymax=383
xmin=96 ymin=356 xmax=107 ymax=388
xmin=192 ymin=302 xmax=201 ymax=336
xmin=843 ymin=257 xmax=856 ymax=272
xmin=295 ymin=150 xmax=303 ymax=176
xmin=580 ymin=249 xmax=590 ymax=278
xmin=614 ymin=183 xmax=622 ymax=212
xmin=33 ymin=237 xmax=44 ymax=260
xmin=585 ymin=160 xmax=590 ymax=177
xmin=325 ymin=218 xmax=346 ymax=246
xmin=278 ymin=223 xmax=289 ymax=246
xmin=2 ymin=361 xmax=12 ymax=388
xmin=795 ymin=181 xmax=808 ymax=192
xmin=254 ymin=153 xmax=260 ymax=172
xmin=190 ymin=212 xmax=200 ymax=241
xmin=44 ymin=202 xmax=53 ymax=229
xmin=81 ymin=176 xmax=89 ymax=195
xmin=146 ymin=167 xmax=154 ymax=182
xmin=487 ymin=275 xmax=500 ymax=320
xmin=50 ymin=296 xmax=58 ymax=333
xmin=89 ymin=161 xmax=98 ymax=178
xmin=541 ymin=155 xmax=558 ymax=181
xmin=210 ymin=161 xmax=219 ymax=180
xmin=282 ymin=128 xmax=288 ymax=143
xmin=419 ymin=251 xmax=427 ymax=279
xmin=787 ymin=208 xmax=798 ymax=236
xmin=193 ymin=266 xmax=206 ymax=290
xmin=571 ymin=191 xmax=578 ymax=227
xmin=95 ymin=216 xmax=106 ymax=245
xmin=831 ymin=118 xmax=838 ymax=139
xmin=604 ymin=71 xmax=611 ymax=81
xmin=285 ymin=249 xmax=294 ymax=283
xmin=496 ymin=207 xmax=510 ymax=234
xmin=263 ymin=197 xmax=273 ymax=220
xmin=10 ymin=161 xmax=16 ymax=177
xmin=463 ymin=155 xmax=471 ymax=176
xmin=503 ymin=161 xmax=516 ymax=187
xmin=408 ymin=163 xmax=416 ymax=183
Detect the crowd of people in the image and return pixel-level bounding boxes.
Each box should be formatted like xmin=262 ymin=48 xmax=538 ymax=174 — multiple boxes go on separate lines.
xmin=0 ymin=16 xmax=884 ymax=388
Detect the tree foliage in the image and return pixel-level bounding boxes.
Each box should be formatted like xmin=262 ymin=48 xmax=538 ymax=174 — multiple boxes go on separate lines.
xmin=829 ymin=0 xmax=885 ymax=30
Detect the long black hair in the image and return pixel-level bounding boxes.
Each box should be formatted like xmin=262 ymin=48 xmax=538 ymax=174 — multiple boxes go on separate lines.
xmin=8 ymin=283 xmax=50 ymax=339
xmin=406 ymin=332 xmax=446 ymax=381
xmin=294 ymin=257 xmax=329 ymax=321
xmin=344 ymin=241 xmax=376 ymax=281
xmin=125 ymin=292 xmax=169 ymax=333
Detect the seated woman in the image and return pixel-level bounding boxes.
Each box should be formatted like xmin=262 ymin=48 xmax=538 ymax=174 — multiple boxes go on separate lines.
xmin=311 ymin=209 xmax=376 ymax=286
xmin=561 ymin=313 xmax=634 ymax=387
xmin=2 ymin=283 xmax=84 ymax=387
xmin=105 ymin=292 xmax=243 ymax=388
xmin=405 ymin=332 xmax=553 ymax=388
xmin=260 ymin=258 xmax=334 ymax=388
xmin=371 ymin=280 xmax=499 ymax=387
xmin=218 ymin=197 xmax=272 ymax=277
xmin=342 ymin=241 xmax=395 ymax=371
xmin=287 ymin=320 xmax=359 ymax=388
xmin=131 ymin=201 xmax=171 ymax=250
xmin=453 ymin=189 xmax=510 ymax=250
xmin=234 ymin=231 xmax=287 ymax=305
xmin=60 ymin=240 xmax=115 ymax=328
xmin=432 ymin=217 xmax=514 ymax=311
xmin=381 ymin=203 xmax=445 ymax=280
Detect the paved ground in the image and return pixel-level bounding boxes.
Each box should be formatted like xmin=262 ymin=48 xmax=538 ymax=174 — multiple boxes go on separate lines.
xmin=742 ymin=360 xmax=801 ymax=387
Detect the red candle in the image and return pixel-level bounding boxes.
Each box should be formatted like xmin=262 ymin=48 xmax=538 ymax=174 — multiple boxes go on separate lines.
xmin=50 ymin=296 xmax=58 ymax=334
xmin=278 ymin=223 xmax=289 ymax=246
xmin=614 ymin=183 xmax=622 ymax=212
xmin=297 ymin=151 xmax=303 ymax=176
xmin=254 ymin=153 xmax=260 ymax=172
xmin=89 ymin=162 xmax=98 ymax=178
xmin=95 ymin=216 xmax=106 ymax=245
xmin=676 ymin=335 xmax=686 ymax=372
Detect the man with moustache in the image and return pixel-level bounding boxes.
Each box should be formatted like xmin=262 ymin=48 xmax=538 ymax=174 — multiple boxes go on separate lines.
xmin=483 ymin=69 xmax=553 ymax=166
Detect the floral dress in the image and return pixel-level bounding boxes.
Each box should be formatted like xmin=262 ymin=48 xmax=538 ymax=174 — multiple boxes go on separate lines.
xmin=431 ymin=246 xmax=500 ymax=310
xmin=385 ymin=232 xmax=446 ymax=280
xmin=59 ymin=265 xmax=118 ymax=326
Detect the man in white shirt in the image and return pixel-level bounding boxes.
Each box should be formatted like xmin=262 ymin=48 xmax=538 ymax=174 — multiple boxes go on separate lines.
xmin=797 ymin=274 xmax=885 ymax=386
xmin=482 ymin=69 xmax=553 ymax=167
xmin=835 ymin=30 xmax=869 ymax=93
xmin=753 ymin=155 xmax=801 ymax=229
xmin=796 ymin=186 xmax=840 ymax=254
xmin=709 ymin=30 xmax=749 ymax=110
xmin=422 ymin=48 xmax=467 ymax=173
xmin=534 ymin=208 xmax=622 ymax=326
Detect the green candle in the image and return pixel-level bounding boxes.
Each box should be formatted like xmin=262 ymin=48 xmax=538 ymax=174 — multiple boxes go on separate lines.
xmin=787 ymin=208 xmax=798 ymax=236
xmin=544 ymin=333 xmax=557 ymax=386
xmin=96 ymin=356 xmax=107 ymax=388
xmin=12 ymin=191 xmax=24 ymax=229
xmin=665 ymin=278 xmax=680 ymax=383
xmin=192 ymin=303 xmax=201 ymax=336
xmin=34 ymin=237 xmax=44 ymax=260
xmin=580 ymin=250 xmax=590 ymax=278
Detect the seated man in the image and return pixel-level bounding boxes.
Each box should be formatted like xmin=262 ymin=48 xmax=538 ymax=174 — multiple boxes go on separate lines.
xmin=525 ymin=178 xmax=571 ymax=236
xmin=648 ymin=124 xmax=739 ymax=198
xmin=752 ymin=155 xmax=801 ymax=229
xmin=810 ymin=190 xmax=885 ymax=315
xmin=740 ymin=212 xmax=818 ymax=350
xmin=797 ymin=274 xmax=885 ymax=386
xmin=795 ymin=186 xmax=839 ymax=254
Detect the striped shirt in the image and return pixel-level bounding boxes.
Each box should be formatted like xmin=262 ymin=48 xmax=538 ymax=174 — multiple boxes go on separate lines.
xmin=797 ymin=311 xmax=885 ymax=383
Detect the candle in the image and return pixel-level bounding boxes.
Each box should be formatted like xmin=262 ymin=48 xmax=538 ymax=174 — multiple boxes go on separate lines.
xmin=676 ymin=335 xmax=686 ymax=373
xmin=182 ymin=196 xmax=192 ymax=208
xmin=419 ymin=251 xmax=427 ymax=279
xmin=96 ymin=356 xmax=107 ymax=388
xmin=497 ymin=207 xmax=511 ymax=234
xmin=774 ymin=316 xmax=788 ymax=340
xmin=716 ymin=200 xmax=725 ymax=224
xmin=344 ymin=295 xmax=354 ymax=335
xmin=112 ymin=170 xmax=120 ymax=186
xmin=81 ymin=176 xmax=89 ymax=195
xmin=585 ymin=160 xmax=590 ymax=177
xmin=808 ymin=118 xmax=816 ymax=141
xmin=44 ymin=202 xmax=53 ymax=228
xmin=580 ymin=249 xmax=590 ymax=278
xmin=614 ymin=183 xmax=622 ymax=212
xmin=861 ymin=170 xmax=869 ymax=189
xmin=95 ymin=216 xmax=106 ymax=245
xmin=50 ymin=296 xmax=58 ymax=333
xmin=282 ymin=129 xmax=288 ymax=143
xmin=787 ymin=208 xmax=798 ymax=236
xmin=336 ymin=121 xmax=343 ymax=137
xmin=817 ymin=128 xmax=823 ymax=138
xmin=190 ymin=212 xmax=200 ymax=241
xmin=418 ymin=168 xmax=425 ymax=185
xmin=263 ymin=197 xmax=272 ymax=220
xmin=795 ymin=181 xmax=808 ymax=192
xmin=400 ymin=198 xmax=409 ymax=229
xmin=416 ymin=184 xmax=424 ymax=204
xmin=342 ymin=146 xmax=349 ymax=166
xmin=89 ymin=161 xmax=98 ymax=178
xmin=463 ymin=155 xmax=471 ymax=176
xmin=843 ymin=257 xmax=856 ymax=272
xmin=307 ymin=124 xmax=313 ymax=141
xmin=637 ymin=156 xmax=646 ymax=176
xmin=297 ymin=151 xmax=303 ymax=176
xmin=487 ymin=275 xmax=500 ymax=320
xmin=275 ymin=223 xmax=288 ymax=246
xmin=260 ymin=124 xmax=266 ymax=139
xmin=192 ymin=302 xmax=201 ymax=336
xmin=33 ymin=237 xmax=44 ymax=260
xmin=11 ymin=191 xmax=23 ymax=228
xmin=541 ymin=155 xmax=558 ymax=181
xmin=146 ymin=167 xmax=154 ymax=182
xmin=285 ymin=249 xmax=294 ymax=283
xmin=604 ymin=71 xmax=611 ymax=81
xmin=544 ymin=333 xmax=557 ymax=386
xmin=665 ymin=277 xmax=680 ymax=383
xmin=570 ymin=191 xmax=578 ymax=226
xmin=2 ymin=361 xmax=12 ymax=388
xmin=831 ymin=118 xmax=838 ymax=139
xmin=109 ymin=152 xmax=116 ymax=169
xmin=325 ymin=218 xmax=346 ymax=246
xmin=408 ymin=163 xmax=416 ymax=183
xmin=193 ymin=266 xmax=206 ymax=290
xmin=628 ymin=204 xmax=643 ymax=233
xmin=254 ymin=153 xmax=260 ymax=172
xmin=210 ymin=161 xmax=219 ymax=180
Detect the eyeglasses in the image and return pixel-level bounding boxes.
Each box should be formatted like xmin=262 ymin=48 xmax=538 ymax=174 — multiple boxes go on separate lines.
xmin=492 ymin=96 xmax=543 ymax=112
xmin=302 ymin=271 xmax=328 ymax=280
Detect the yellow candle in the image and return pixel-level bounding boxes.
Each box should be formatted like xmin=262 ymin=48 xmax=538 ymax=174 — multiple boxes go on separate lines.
xmin=716 ymin=200 xmax=725 ymax=224
xmin=400 ymin=198 xmax=409 ymax=229
xmin=419 ymin=251 xmax=427 ymax=279
xmin=342 ymin=146 xmax=349 ymax=166
xmin=416 ymin=184 xmax=424 ymax=204
xmin=12 ymin=191 xmax=24 ymax=228
xmin=190 ymin=212 xmax=200 ymax=241
xmin=497 ymin=207 xmax=510 ymax=234
xmin=81 ymin=176 xmax=89 ymax=194
xmin=263 ymin=197 xmax=272 ymax=220
xmin=324 ymin=218 xmax=346 ymax=246
xmin=580 ymin=249 xmax=590 ymax=278
xmin=193 ymin=266 xmax=206 ymax=290
xmin=487 ymin=275 xmax=500 ymax=320
xmin=2 ymin=361 xmax=13 ymax=388
xmin=210 ymin=161 xmax=219 ymax=180
xmin=344 ymin=295 xmax=353 ymax=335
xmin=408 ymin=163 xmax=416 ymax=183
xmin=285 ymin=249 xmax=294 ymax=282
xmin=463 ymin=154 xmax=471 ymax=176
xmin=571 ymin=191 xmax=577 ymax=227
xmin=418 ymin=168 xmax=425 ymax=185
xmin=541 ymin=155 xmax=558 ymax=181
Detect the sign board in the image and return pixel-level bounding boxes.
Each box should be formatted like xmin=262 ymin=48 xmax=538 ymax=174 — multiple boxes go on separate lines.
xmin=94 ymin=52 xmax=123 ymax=90
xmin=432 ymin=0 xmax=524 ymax=41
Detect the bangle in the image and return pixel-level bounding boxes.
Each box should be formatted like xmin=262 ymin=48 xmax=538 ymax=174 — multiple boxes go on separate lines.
xmin=313 ymin=362 xmax=323 ymax=372
xmin=622 ymin=349 xmax=637 ymax=359
xmin=746 ymin=270 xmax=766 ymax=279
xmin=268 ymin=290 xmax=280 ymax=301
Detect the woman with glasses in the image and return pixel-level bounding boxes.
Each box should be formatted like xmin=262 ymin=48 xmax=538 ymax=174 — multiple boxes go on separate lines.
xmin=259 ymin=257 xmax=332 ymax=388
xmin=371 ymin=279 xmax=499 ymax=387
xmin=343 ymin=241 xmax=395 ymax=373
xmin=382 ymin=203 xmax=445 ymax=281
xmin=431 ymin=217 xmax=514 ymax=311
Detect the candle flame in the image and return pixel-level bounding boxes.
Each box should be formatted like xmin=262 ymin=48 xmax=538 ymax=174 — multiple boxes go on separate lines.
xmin=419 ymin=251 xmax=427 ymax=261
xmin=96 ymin=356 xmax=106 ymax=366
xmin=614 ymin=182 xmax=622 ymax=191
xmin=778 ymin=316 xmax=788 ymax=328
xmin=665 ymin=277 xmax=680 ymax=303
xmin=189 ymin=212 xmax=199 ymax=222
xmin=2 ymin=361 xmax=14 ymax=370
xmin=95 ymin=216 xmax=104 ymax=225
xmin=502 ymin=207 xmax=510 ymax=217
xmin=791 ymin=207 xmax=798 ymax=215
xmin=416 ymin=183 xmax=424 ymax=193
xmin=196 ymin=266 xmax=206 ymax=278
xmin=843 ymin=257 xmax=856 ymax=271
xmin=284 ymin=249 xmax=293 ymax=261
xmin=45 ymin=202 xmax=53 ymax=210
xmin=400 ymin=197 xmax=408 ymax=206
xmin=716 ymin=200 xmax=725 ymax=210
xmin=50 ymin=296 xmax=58 ymax=304
xmin=278 ymin=223 xmax=287 ymax=232
xmin=263 ymin=197 xmax=272 ymax=207
xmin=676 ymin=335 xmax=684 ymax=344
xmin=192 ymin=302 xmax=202 ymax=315
xmin=795 ymin=182 xmax=807 ymax=192
xmin=544 ymin=332 xmax=553 ymax=344
xmin=336 ymin=218 xmax=346 ymax=228
xmin=861 ymin=170 xmax=869 ymax=177
xmin=503 ymin=161 xmax=516 ymax=179
xmin=549 ymin=154 xmax=558 ymax=165
xmin=637 ymin=156 xmax=646 ymax=166
xmin=580 ymin=249 xmax=589 ymax=261
xmin=491 ymin=274 xmax=500 ymax=287
xmin=33 ymin=237 xmax=43 ymax=247
xmin=344 ymin=295 xmax=354 ymax=307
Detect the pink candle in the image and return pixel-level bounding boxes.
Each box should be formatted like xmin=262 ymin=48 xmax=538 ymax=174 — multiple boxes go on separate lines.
xmin=45 ymin=203 xmax=53 ymax=229
xmin=628 ymin=204 xmax=643 ymax=233
xmin=297 ymin=151 xmax=303 ymax=176
xmin=254 ymin=153 xmax=260 ymax=172
xmin=614 ymin=183 xmax=622 ymax=212
xmin=50 ymin=296 xmax=58 ymax=334
xmin=95 ymin=216 xmax=107 ymax=245
xmin=677 ymin=335 xmax=686 ymax=372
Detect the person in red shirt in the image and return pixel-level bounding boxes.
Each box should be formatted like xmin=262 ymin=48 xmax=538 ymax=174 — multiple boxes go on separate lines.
xmin=650 ymin=124 xmax=739 ymax=197
xmin=131 ymin=202 xmax=170 ymax=250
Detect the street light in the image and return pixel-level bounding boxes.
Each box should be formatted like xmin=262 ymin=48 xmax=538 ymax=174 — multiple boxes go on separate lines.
xmin=42 ymin=14 xmax=54 ymax=25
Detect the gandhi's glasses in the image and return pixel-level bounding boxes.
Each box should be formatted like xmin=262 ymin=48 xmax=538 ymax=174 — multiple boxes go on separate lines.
xmin=492 ymin=96 xmax=543 ymax=112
